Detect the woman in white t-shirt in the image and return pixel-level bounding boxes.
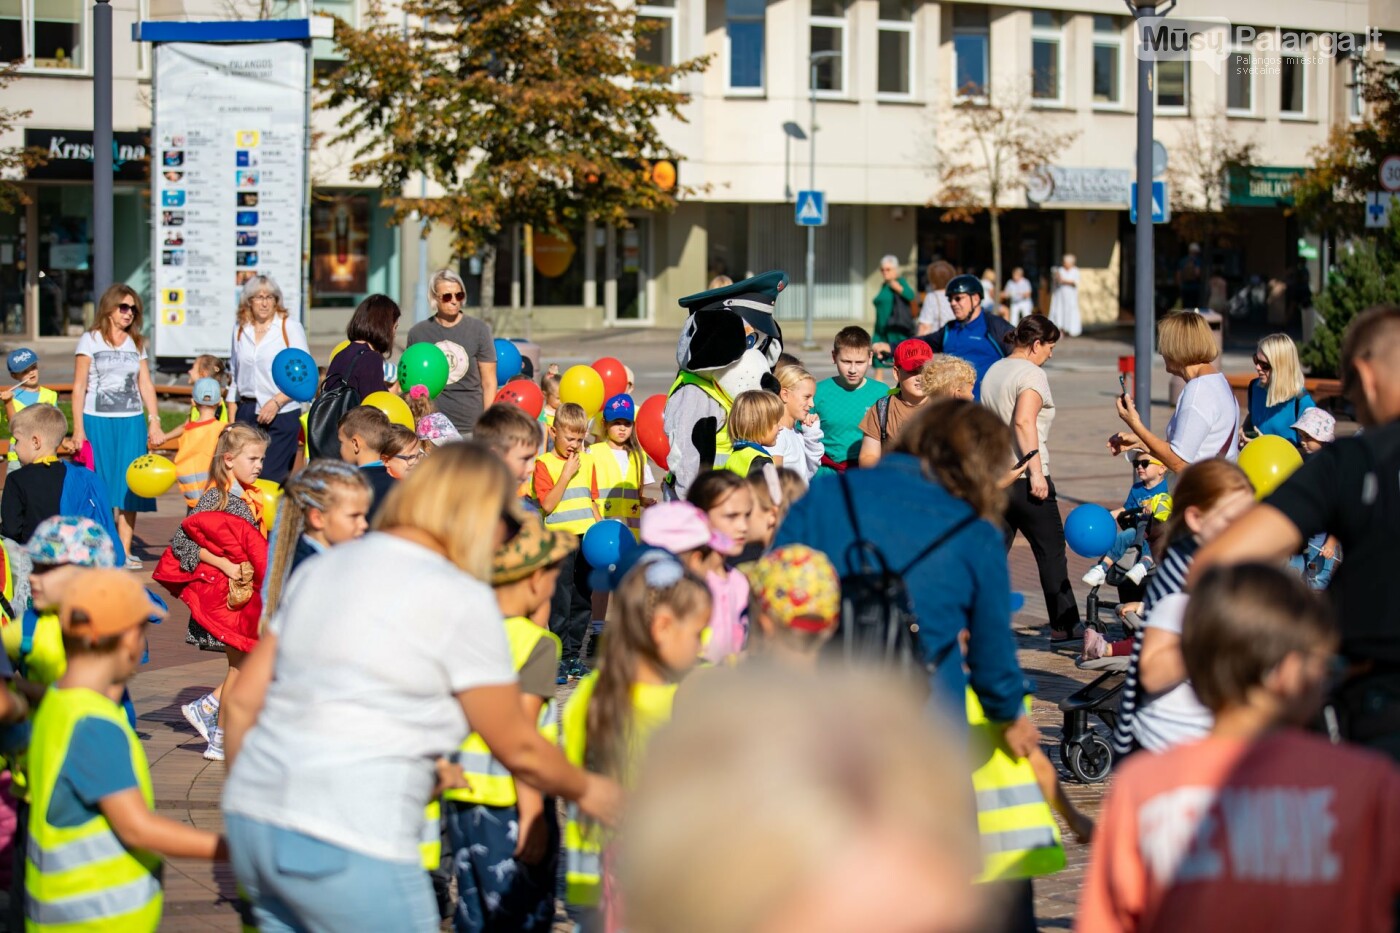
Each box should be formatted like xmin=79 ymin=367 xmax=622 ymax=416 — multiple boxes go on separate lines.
xmin=71 ymin=284 xmax=165 ymax=569
xmin=1001 ymin=267 xmax=1034 ymax=324
xmin=768 ymin=365 xmax=823 ymax=481
xmin=981 ymin=314 xmax=1081 ymax=640
xmin=1110 ymin=310 xmax=1240 ymax=471
xmin=221 ymin=444 xmax=619 ymax=930
xmin=917 ymin=260 xmax=956 ymax=335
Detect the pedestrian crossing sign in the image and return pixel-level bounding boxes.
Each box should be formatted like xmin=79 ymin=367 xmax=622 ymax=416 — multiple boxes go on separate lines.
xmin=1129 ymin=181 xmax=1169 ymax=225
xmin=795 ymin=190 xmax=828 ymax=227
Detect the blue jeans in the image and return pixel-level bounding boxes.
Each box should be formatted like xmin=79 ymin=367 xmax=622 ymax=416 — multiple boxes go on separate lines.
xmin=225 ymin=813 xmax=439 ymax=933
xmin=1103 ymin=527 xmax=1137 ymax=564
xmin=1289 ymin=533 xmax=1336 ymax=590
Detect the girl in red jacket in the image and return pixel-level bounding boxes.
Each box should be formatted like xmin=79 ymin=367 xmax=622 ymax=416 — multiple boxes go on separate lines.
xmin=158 ymin=423 xmax=269 ymax=761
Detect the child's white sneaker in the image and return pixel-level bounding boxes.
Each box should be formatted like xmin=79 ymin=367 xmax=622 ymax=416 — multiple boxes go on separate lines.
xmin=203 ymin=728 xmax=225 ymax=762
xmin=1125 ymin=561 xmax=1151 ymax=585
xmin=1081 ymin=564 xmax=1108 ymax=587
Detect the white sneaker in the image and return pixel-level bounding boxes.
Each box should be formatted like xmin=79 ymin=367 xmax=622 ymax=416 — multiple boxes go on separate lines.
xmin=181 ymin=694 xmax=218 ymax=744
xmin=1125 ymin=562 xmax=1150 ymax=585
xmin=1081 ymin=564 xmax=1108 ymax=587
xmin=203 ymin=728 xmax=225 ymax=762
xmin=125 ymin=556 xmax=143 ymax=571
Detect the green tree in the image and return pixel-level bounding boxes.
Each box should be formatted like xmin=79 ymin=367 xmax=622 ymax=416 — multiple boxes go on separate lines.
xmin=322 ymin=0 xmax=708 ymax=325
xmin=0 ymin=62 xmax=46 ymax=212
xmin=1300 ymin=203 xmax=1400 ymax=378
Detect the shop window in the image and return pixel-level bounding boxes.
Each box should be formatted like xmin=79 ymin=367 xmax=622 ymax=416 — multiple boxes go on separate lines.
xmin=637 ymin=0 xmax=677 ymax=68
xmin=1092 ymin=15 xmax=1122 ymax=106
xmin=952 ymin=5 xmax=988 ymax=100
xmin=1030 ymin=10 xmax=1062 ymax=105
xmin=809 ymin=0 xmax=846 ymax=95
xmin=310 ymin=191 xmax=371 ymax=307
xmin=877 ymin=0 xmax=913 ymax=99
xmin=1155 ymin=59 xmax=1187 ymax=114
xmin=725 ymin=0 xmax=764 ymax=94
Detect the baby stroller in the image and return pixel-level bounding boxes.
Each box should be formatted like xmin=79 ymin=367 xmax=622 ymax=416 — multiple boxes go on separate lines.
xmin=1057 ymin=510 xmax=1158 ymax=784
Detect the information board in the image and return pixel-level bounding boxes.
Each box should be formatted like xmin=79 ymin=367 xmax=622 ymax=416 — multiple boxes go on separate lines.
xmin=152 ymin=41 xmax=307 ymax=358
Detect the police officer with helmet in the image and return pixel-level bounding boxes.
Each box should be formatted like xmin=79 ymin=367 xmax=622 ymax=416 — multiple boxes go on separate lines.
xmin=920 ymin=274 xmax=1014 ymax=400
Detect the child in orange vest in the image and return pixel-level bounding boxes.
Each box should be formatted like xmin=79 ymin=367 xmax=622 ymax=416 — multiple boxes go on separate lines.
xmin=175 ymin=379 xmax=227 ymax=513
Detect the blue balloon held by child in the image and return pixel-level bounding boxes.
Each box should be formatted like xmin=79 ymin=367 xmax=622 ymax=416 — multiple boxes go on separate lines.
xmin=494 ymin=338 xmax=523 ymax=381
xmin=271 ymin=348 xmax=318 ymax=402
xmin=1064 ymin=504 xmax=1117 ymax=559
xmin=582 ymin=519 xmax=637 ymax=571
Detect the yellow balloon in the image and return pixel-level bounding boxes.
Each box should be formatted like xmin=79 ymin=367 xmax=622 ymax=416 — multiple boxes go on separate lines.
xmin=559 ymin=365 xmax=605 ymax=418
xmin=1238 ymin=434 xmax=1304 ymax=499
xmin=361 ymin=390 xmax=415 ymax=430
xmin=329 ymin=339 xmax=350 ymax=365
xmin=125 ymin=454 xmax=176 ymax=498
xmin=251 ymin=478 xmax=282 ymax=536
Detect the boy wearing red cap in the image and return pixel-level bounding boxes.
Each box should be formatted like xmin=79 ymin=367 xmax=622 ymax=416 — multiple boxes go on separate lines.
xmin=857 ymin=339 xmax=933 ymax=467
xmin=25 ymin=570 xmax=225 ymax=931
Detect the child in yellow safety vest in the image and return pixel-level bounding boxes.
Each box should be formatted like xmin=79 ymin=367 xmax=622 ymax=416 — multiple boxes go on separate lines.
xmin=561 ymin=548 xmax=711 ymax=926
xmin=589 ymin=394 xmax=656 ymax=543
xmin=2 ymin=348 xmax=59 ymax=474
xmin=443 ymin=514 xmax=576 ymax=933
xmin=25 ymin=570 xmax=226 ymax=932
xmin=723 ymin=390 xmax=782 ymax=478
xmin=532 ymin=402 xmax=601 ymax=683
xmin=175 ymin=379 xmax=228 ymax=512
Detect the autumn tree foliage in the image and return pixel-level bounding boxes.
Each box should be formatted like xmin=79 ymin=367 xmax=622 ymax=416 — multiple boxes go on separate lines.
xmin=0 ymin=63 xmax=46 ymax=213
xmin=322 ymin=0 xmax=708 ymax=316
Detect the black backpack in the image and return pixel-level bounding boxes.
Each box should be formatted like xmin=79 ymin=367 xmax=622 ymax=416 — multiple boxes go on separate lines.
xmin=833 ymin=471 xmax=976 ymax=673
xmin=886 ymin=288 xmax=917 ymax=337
xmin=306 ymin=344 xmax=371 ymax=460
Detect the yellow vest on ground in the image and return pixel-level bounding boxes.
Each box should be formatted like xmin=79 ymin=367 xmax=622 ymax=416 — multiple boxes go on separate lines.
xmin=561 ymin=672 xmax=677 ymax=908
xmin=588 ymin=443 xmax=643 ymax=539
xmin=667 ymin=372 xmax=732 ymax=469
xmin=534 ymin=451 xmax=598 ymax=535
xmin=966 ymin=690 xmax=1064 ymax=883
xmin=7 ymin=387 xmax=59 ymax=462
xmin=723 ymin=443 xmax=769 ymax=478
xmin=26 ymin=687 xmax=162 ymax=932
xmin=175 ymin=419 xmax=223 ymax=510
xmin=446 ymin=617 xmax=562 ymax=807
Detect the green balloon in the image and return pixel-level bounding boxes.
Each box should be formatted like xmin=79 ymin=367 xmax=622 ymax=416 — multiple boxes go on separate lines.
xmin=398 ymin=342 xmax=450 ymax=398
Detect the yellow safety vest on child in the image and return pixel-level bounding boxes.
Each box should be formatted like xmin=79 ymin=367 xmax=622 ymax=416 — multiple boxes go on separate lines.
xmin=588 ymin=443 xmax=644 ymax=539
xmin=534 ymin=451 xmax=598 ymax=536
xmin=667 ymin=372 xmax=732 ymax=470
xmin=722 ymin=442 xmax=769 ymax=478
xmin=175 ymin=419 xmax=224 ymax=510
xmin=6 ymin=387 xmax=59 ymax=462
xmin=561 ymin=672 xmax=677 ymax=908
xmin=26 ymin=688 xmax=163 ymax=931
xmin=447 ymin=618 xmax=562 ymax=807
xmin=966 ymin=690 xmax=1065 ymax=883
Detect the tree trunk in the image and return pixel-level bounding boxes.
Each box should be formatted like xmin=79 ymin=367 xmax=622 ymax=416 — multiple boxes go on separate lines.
xmin=479 ymin=240 xmax=497 ymax=320
xmin=990 ymin=210 xmax=1003 ymax=304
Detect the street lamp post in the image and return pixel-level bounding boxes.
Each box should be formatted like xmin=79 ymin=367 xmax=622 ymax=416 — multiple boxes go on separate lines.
xmin=804 ymin=50 xmax=840 ymax=351
xmin=1125 ymin=0 xmax=1173 ymax=430
xmin=92 ymin=0 xmax=113 ymax=297
xmin=782 ymin=121 xmax=806 ymax=203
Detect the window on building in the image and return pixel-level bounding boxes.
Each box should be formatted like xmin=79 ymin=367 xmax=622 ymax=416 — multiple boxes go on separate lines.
xmin=311 ymin=0 xmax=354 ymax=72
xmin=1030 ymin=10 xmax=1062 ymax=104
xmin=1226 ymin=37 xmax=1254 ymax=114
xmin=952 ymin=5 xmax=988 ymax=100
xmin=637 ymin=0 xmax=677 ymax=68
xmin=0 ymin=0 xmax=23 ymax=63
xmin=809 ymin=0 xmax=846 ymax=94
xmin=1092 ymin=15 xmax=1122 ymax=106
xmin=726 ymin=0 xmax=765 ymax=93
xmin=1280 ymin=52 xmax=1306 ymax=116
xmin=1155 ymin=59 xmax=1187 ymax=114
xmin=877 ymin=0 xmax=914 ymax=98
xmin=30 ymin=0 xmax=84 ymax=69
xmin=1348 ymin=57 xmax=1364 ymax=122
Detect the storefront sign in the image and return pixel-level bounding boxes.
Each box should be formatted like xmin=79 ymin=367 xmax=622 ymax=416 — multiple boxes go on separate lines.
xmin=152 ymin=40 xmax=308 ymax=357
xmin=1226 ymin=166 xmax=1306 ymax=207
xmin=24 ymin=129 xmax=149 ymax=182
xmin=312 ymin=193 xmax=369 ymax=296
xmin=1025 ymin=167 xmax=1130 ymax=206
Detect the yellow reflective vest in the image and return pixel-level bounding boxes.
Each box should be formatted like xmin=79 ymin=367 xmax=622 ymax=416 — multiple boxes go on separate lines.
xmin=723 ymin=442 xmax=770 ymax=478
xmin=534 ymin=451 xmax=598 ymax=535
xmin=446 ymin=617 xmax=562 ymax=808
xmin=6 ymin=387 xmax=59 ymax=462
xmin=588 ymin=443 xmax=644 ymax=539
xmin=967 ymin=690 xmax=1064 ymax=882
xmin=26 ymin=687 xmax=162 ymax=932
xmin=175 ymin=418 xmax=223 ymax=511
xmin=561 ymin=672 xmax=677 ymax=908
xmin=667 ymin=372 xmax=732 ymax=469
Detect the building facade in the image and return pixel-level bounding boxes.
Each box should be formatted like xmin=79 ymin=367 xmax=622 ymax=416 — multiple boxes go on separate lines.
xmin=1 ymin=0 xmax=1397 ymax=344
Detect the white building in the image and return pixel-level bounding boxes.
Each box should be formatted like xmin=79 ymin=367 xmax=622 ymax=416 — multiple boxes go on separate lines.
xmin=1 ymin=0 xmax=1397 ymax=347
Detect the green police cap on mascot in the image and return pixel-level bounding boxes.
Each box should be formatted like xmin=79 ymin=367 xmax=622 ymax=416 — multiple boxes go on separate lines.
xmin=676 ymin=270 xmax=786 ymax=376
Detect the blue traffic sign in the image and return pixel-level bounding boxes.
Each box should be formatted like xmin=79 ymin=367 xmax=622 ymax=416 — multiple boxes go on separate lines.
xmin=1130 ymin=181 xmax=1169 ymax=224
xmin=795 ymin=190 xmax=827 ymax=227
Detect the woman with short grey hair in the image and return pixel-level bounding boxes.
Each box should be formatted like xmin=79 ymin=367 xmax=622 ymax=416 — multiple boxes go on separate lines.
xmin=406 ymin=268 xmax=498 ymax=436
xmin=230 ymin=273 xmax=311 ymax=483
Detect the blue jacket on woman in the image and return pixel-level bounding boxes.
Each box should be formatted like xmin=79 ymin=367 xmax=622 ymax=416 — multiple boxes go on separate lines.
xmin=773 ymin=452 xmax=1028 ymax=723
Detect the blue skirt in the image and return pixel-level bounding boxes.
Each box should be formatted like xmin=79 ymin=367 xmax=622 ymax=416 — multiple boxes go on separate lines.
xmin=86 ymin=414 xmax=156 ymax=513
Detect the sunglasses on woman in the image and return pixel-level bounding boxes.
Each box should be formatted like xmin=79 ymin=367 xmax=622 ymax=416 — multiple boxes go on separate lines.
xmin=435 ymin=291 xmax=464 ymax=304
xmin=1253 ymin=355 xmax=1271 ymax=372
xmin=116 ymin=303 xmax=137 ymax=313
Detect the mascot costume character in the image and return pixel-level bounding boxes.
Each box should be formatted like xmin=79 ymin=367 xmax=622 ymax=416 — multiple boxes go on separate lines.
xmin=663 ymin=270 xmax=786 ymax=499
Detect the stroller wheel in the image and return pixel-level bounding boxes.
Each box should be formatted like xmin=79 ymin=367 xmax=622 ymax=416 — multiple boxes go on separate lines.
xmin=1067 ymin=733 xmax=1114 ymax=784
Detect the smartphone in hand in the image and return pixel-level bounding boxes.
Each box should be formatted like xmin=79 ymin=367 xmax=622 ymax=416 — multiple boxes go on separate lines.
xmin=1118 ymin=373 xmax=1129 ymax=401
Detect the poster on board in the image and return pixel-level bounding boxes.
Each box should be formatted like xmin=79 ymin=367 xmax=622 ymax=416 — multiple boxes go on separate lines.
xmin=152 ymin=41 xmax=307 ymax=358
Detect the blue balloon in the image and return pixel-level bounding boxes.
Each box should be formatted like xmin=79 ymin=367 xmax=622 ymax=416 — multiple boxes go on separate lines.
xmin=1064 ymin=504 xmax=1118 ymax=559
xmin=1009 ymin=592 xmax=1026 ymax=614
xmin=494 ymin=338 xmax=523 ymax=381
xmin=271 ymin=347 xmax=318 ymax=402
xmin=582 ymin=519 xmax=637 ymax=570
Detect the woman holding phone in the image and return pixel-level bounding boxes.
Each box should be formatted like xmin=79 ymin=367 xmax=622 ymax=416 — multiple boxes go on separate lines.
xmin=980 ymin=315 xmax=1082 ymax=641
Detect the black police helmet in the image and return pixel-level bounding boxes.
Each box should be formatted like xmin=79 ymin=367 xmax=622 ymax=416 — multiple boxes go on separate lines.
xmin=945 ymin=274 xmax=984 ymax=300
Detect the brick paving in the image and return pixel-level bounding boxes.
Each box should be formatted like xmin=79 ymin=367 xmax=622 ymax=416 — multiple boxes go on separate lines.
xmin=107 ymin=326 xmax=1235 ymax=931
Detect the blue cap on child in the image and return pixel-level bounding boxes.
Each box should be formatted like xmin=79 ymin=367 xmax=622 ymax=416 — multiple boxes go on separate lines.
xmin=603 ymin=394 xmax=636 ymax=423
xmin=6 ymin=348 xmax=37 ymax=374
xmin=192 ymin=378 xmax=223 ymax=406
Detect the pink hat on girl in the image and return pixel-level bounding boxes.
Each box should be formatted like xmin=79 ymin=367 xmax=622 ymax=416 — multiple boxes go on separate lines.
xmin=640 ymin=502 xmax=738 ymax=556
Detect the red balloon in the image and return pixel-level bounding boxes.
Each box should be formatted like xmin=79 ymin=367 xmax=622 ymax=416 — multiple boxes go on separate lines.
xmin=636 ymin=394 xmax=670 ymax=471
xmin=494 ymin=380 xmax=544 ymax=419
xmin=592 ymin=357 xmax=629 ymax=401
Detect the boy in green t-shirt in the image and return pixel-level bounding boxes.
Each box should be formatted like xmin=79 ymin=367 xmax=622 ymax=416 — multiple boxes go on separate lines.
xmin=811 ymin=326 xmax=890 ymax=475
